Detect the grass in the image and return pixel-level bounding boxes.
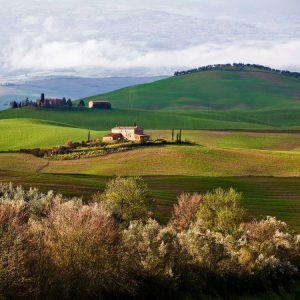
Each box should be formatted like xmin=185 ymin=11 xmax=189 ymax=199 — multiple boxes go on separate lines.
xmin=0 ymin=119 xmax=104 ymax=151
xmin=1 ymin=149 xmax=300 ymax=231
xmin=82 ymin=70 xmax=300 ymax=111
xmin=149 ymin=130 xmax=300 ymax=151
xmin=1 ymin=70 xmax=300 ymax=134
xmin=0 ymin=69 xmax=300 ymax=232
xmin=42 ymin=145 xmax=300 ymax=177
xmin=0 ymin=106 xmax=276 ymax=130
xmin=1 ymin=117 xmax=300 ymax=151
xmin=0 ymin=153 xmax=300 ymax=231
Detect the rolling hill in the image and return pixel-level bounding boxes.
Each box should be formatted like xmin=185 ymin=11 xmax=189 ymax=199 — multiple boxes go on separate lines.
xmin=1 ymin=68 xmax=300 ymax=231
xmin=82 ymin=69 xmax=300 ymax=111
xmin=1 ymin=68 xmax=300 ymax=132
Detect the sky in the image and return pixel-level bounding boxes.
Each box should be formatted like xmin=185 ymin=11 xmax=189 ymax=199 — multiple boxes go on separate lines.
xmin=0 ymin=0 xmax=300 ymax=80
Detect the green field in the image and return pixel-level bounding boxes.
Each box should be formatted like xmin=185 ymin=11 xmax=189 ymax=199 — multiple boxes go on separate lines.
xmin=40 ymin=145 xmax=300 ymax=177
xmin=0 ymin=70 xmax=300 ymax=131
xmin=2 ymin=117 xmax=300 ymax=151
xmin=149 ymin=130 xmax=300 ymax=151
xmin=1 ymin=147 xmax=300 ymax=231
xmin=0 ymin=119 xmax=104 ymax=150
xmin=1 ymin=69 xmax=300 ymax=231
xmin=0 ymin=106 xmax=277 ymax=130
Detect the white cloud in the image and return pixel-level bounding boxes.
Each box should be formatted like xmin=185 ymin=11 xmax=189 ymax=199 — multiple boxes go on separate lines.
xmin=0 ymin=0 xmax=299 ymax=77
xmin=3 ymin=36 xmax=300 ymax=76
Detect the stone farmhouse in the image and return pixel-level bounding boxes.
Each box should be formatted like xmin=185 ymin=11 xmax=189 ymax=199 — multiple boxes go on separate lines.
xmin=89 ymin=100 xmax=112 ymax=109
xmin=36 ymin=93 xmax=66 ymax=107
xmin=103 ymin=125 xmax=150 ymax=143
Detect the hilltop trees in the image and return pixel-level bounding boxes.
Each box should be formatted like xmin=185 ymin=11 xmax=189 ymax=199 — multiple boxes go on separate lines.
xmin=10 ymin=101 xmax=18 ymax=108
xmin=174 ymin=63 xmax=300 ymax=78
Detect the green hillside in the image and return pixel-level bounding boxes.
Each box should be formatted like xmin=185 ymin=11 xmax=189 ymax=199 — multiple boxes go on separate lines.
xmin=1 ymin=69 xmax=300 ymax=131
xmin=0 ymin=107 xmax=275 ymax=131
xmin=82 ymin=70 xmax=300 ymax=111
xmin=0 ymin=119 xmax=103 ymax=151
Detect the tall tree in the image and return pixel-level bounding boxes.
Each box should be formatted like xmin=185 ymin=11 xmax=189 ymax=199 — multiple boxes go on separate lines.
xmin=78 ymin=100 xmax=85 ymax=108
xmin=10 ymin=101 xmax=18 ymax=109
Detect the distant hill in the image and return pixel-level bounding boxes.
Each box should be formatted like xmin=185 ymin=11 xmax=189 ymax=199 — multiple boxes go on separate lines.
xmin=1 ymin=66 xmax=300 ymax=131
xmin=82 ymin=67 xmax=300 ymax=111
xmin=0 ymin=75 xmax=166 ymax=110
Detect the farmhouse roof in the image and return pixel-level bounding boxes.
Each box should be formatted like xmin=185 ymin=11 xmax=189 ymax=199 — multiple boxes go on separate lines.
xmin=89 ymin=100 xmax=110 ymax=103
xmin=112 ymin=126 xmax=141 ymax=129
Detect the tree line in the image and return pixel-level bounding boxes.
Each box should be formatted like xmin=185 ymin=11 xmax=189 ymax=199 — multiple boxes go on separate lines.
xmin=174 ymin=63 xmax=300 ymax=78
xmin=10 ymin=98 xmax=86 ymax=109
xmin=0 ymin=178 xmax=299 ymax=299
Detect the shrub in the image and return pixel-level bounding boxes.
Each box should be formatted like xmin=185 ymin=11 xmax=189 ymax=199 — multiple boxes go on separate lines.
xmin=65 ymin=139 xmax=74 ymax=147
xmin=0 ymin=200 xmax=34 ymax=299
xmin=31 ymin=200 xmax=135 ymax=299
xmin=0 ymin=182 xmax=66 ymax=220
xmin=178 ymin=219 xmax=236 ymax=274
xmin=0 ymin=182 xmax=299 ymax=299
xmin=238 ymin=217 xmax=299 ymax=277
xmin=122 ymin=219 xmax=180 ymax=297
xmin=197 ymin=188 xmax=244 ymax=235
xmin=168 ymin=193 xmax=202 ymax=232
xmin=94 ymin=177 xmax=153 ymax=223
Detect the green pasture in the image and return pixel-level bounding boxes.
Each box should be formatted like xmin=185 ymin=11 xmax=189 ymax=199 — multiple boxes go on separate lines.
xmin=40 ymin=145 xmax=300 ymax=177
xmin=0 ymin=106 xmax=274 ymax=130
xmin=0 ymin=152 xmax=299 ymax=231
xmin=0 ymin=119 xmax=104 ymax=151
xmin=149 ymin=130 xmax=300 ymax=151
xmin=0 ymin=69 xmax=300 ymax=231
xmin=82 ymin=70 xmax=300 ymax=111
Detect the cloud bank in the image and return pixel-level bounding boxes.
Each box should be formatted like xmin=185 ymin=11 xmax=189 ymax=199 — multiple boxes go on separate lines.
xmin=0 ymin=0 xmax=299 ymax=78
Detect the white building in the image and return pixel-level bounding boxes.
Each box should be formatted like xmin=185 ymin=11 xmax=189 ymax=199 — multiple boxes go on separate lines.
xmin=103 ymin=126 xmax=150 ymax=143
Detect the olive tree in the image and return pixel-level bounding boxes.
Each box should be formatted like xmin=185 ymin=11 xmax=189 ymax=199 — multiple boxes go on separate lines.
xmin=94 ymin=177 xmax=152 ymax=223
xmin=197 ymin=188 xmax=244 ymax=235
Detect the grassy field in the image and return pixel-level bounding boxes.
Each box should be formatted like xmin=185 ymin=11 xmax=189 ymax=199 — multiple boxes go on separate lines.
xmin=0 ymin=69 xmax=300 ymax=232
xmin=41 ymin=145 xmax=300 ymax=177
xmin=149 ymin=130 xmax=300 ymax=151
xmin=0 ymin=119 xmax=104 ymax=150
xmin=2 ymin=118 xmax=300 ymax=151
xmin=0 ymin=106 xmax=277 ymax=130
xmin=1 ymin=149 xmax=300 ymax=231
xmin=1 ymin=70 xmax=300 ymax=131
